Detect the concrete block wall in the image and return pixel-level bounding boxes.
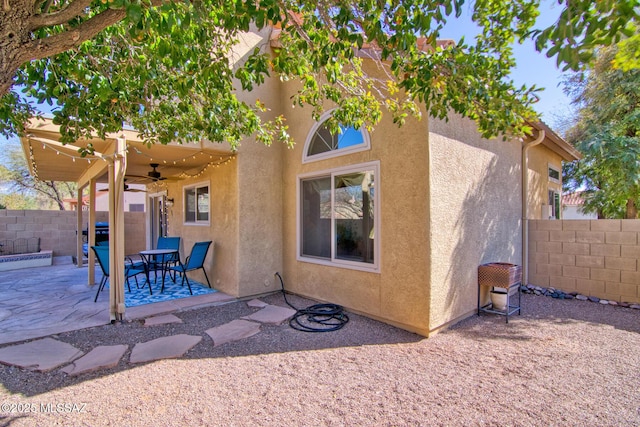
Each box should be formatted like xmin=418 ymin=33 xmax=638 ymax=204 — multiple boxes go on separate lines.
xmin=528 ymin=219 xmax=640 ymax=303
xmin=0 ymin=210 xmax=145 ymax=257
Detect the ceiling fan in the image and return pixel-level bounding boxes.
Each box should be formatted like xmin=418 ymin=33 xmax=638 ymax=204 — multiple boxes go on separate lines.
xmin=147 ymin=163 xmax=165 ymax=181
xmin=145 ymin=163 xmax=184 ymax=181
xmin=98 ymin=179 xmax=147 ymax=193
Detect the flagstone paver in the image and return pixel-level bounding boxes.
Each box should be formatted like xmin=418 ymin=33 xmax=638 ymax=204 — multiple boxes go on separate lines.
xmin=247 ymin=299 xmax=269 ymax=308
xmin=0 ymin=261 xmax=236 ymax=345
xmin=129 ymin=334 xmax=202 ymax=364
xmin=61 ymin=345 xmax=128 ymax=376
xmin=0 ymin=338 xmax=83 ymax=372
xmin=205 ymin=319 xmax=262 ymax=347
xmin=242 ymin=304 xmax=296 ymax=325
xmin=144 ymin=314 xmax=183 ymax=327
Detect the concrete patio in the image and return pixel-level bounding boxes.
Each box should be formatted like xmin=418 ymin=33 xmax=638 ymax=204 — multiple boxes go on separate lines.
xmin=0 ymin=257 xmax=235 ymax=345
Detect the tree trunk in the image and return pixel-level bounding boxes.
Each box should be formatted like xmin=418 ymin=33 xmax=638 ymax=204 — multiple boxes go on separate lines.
xmin=625 ymin=199 xmax=638 ymax=219
xmin=0 ymin=0 xmax=127 ymax=97
xmin=0 ymin=0 xmax=33 ymax=95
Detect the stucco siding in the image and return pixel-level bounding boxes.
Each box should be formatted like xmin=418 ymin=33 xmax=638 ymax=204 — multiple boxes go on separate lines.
xmin=164 ymin=160 xmax=240 ymax=296
xmin=235 ymin=128 xmax=285 ymax=297
xmin=280 ymin=94 xmax=432 ymax=335
xmin=428 ymin=115 xmax=523 ymax=332
xmin=527 ymin=144 xmax=563 ymax=219
xmin=233 ymin=38 xmax=285 ymax=297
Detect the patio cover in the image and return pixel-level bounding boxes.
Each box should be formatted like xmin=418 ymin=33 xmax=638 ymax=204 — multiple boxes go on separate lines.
xmin=20 ymin=118 xmax=233 ymax=320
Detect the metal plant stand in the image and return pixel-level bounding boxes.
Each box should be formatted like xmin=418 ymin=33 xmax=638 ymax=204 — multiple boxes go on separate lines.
xmin=477 ymin=263 xmax=522 ymax=323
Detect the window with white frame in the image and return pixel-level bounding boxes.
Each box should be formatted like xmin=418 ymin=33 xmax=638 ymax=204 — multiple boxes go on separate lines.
xmin=298 ymin=162 xmax=379 ymax=271
xmin=303 ymin=112 xmax=370 ymax=163
xmin=548 ymin=190 xmax=561 ymax=219
xmin=184 ymin=182 xmax=210 ymax=225
xmin=548 ymin=164 xmax=561 ymax=183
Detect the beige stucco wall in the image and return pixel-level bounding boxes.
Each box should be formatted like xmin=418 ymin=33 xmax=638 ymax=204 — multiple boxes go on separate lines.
xmin=279 ymin=92 xmax=432 ymax=335
xmin=428 ymin=115 xmax=523 ymax=332
xmin=235 ymin=88 xmax=285 ymax=296
xmin=233 ymin=26 xmax=285 ymax=297
xmin=526 ymin=144 xmax=563 ymax=219
xmin=162 ymin=26 xmax=284 ymax=298
xmin=163 ymin=160 xmax=239 ymax=296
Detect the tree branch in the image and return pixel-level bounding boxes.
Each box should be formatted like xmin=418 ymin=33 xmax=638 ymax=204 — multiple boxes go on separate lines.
xmin=30 ymin=0 xmax=93 ymax=29
xmin=20 ymin=7 xmax=126 ymax=64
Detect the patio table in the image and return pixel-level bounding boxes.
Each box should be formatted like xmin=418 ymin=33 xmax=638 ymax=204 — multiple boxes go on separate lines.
xmin=139 ymin=248 xmax=181 ymax=293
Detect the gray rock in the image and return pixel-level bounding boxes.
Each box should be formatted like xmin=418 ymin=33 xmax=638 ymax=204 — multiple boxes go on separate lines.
xmin=630 ymin=304 xmax=640 ymax=310
xmin=247 ymin=299 xmax=269 ymax=308
xmin=599 ymin=299 xmax=609 ymax=305
xmin=588 ymin=296 xmax=600 ymax=303
xmin=576 ymin=295 xmax=588 ymax=301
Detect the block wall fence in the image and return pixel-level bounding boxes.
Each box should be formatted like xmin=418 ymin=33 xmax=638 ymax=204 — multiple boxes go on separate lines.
xmin=528 ymin=219 xmax=640 ymax=304
xmin=0 ymin=210 xmax=145 ymax=257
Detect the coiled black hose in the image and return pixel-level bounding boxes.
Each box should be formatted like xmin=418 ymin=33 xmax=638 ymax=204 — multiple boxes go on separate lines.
xmin=275 ymin=272 xmax=349 ymax=332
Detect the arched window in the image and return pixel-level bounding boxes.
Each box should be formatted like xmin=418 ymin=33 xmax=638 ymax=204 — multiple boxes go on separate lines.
xmin=303 ymin=112 xmax=370 ymax=163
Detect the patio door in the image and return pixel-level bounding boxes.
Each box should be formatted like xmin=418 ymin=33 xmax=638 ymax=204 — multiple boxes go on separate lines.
xmin=149 ymin=194 xmax=168 ymax=248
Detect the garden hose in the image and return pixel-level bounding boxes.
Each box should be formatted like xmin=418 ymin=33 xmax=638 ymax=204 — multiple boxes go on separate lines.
xmin=275 ymin=272 xmax=349 ymax=332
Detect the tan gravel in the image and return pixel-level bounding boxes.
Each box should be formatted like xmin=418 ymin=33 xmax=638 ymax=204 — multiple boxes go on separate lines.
xmin=1 ymin=292 xmax=639 ymax=426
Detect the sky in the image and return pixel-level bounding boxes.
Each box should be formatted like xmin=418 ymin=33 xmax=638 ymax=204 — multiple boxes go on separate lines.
xmin=440 ymin=0 xmax=574 ymax=129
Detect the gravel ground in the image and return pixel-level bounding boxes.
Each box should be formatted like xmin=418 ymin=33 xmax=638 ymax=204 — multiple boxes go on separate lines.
xmin=0 ymin=292 xmax=639 ymax=426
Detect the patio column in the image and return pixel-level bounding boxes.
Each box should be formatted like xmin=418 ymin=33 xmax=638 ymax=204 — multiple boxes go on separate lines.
xmin=108 ymin=137 xmax=127 ymax=322
xmin=88 ymin=179 xmax=97 ymax=284
xmin=76 ymin=186 xmax=83 ymax=268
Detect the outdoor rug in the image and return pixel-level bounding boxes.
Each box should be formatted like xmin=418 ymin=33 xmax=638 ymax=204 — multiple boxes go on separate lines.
xmin=117 ymin=276 xmax=216 ymax=307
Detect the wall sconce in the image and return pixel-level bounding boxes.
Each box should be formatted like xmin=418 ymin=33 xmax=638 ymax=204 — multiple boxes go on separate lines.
xmin=166 ymin=198 xmax=174 ymax=207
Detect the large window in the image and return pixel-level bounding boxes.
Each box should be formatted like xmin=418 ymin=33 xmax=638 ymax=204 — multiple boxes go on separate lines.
xmin=184 ymin=182 xmax=209 ymax=225
xmin=298 ymin=162 xmax=379 ymax=271
xmin=303 ymin=111 xmax=370 ymax=163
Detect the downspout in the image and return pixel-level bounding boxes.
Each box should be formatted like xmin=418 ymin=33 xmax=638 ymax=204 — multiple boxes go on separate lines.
xmin=522 ymin=130 xmax=545 ymax=287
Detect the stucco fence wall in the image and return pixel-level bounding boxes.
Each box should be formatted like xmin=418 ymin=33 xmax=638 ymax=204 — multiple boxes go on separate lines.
xmin=528 ymin=219 xmax=640 ymax=304
xmin=0 ymin=210 xmax=146 ymax=257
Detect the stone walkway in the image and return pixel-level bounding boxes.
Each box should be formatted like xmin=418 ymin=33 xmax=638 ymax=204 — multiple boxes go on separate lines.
xmin=0 ymin=299 xmax=296 ymax=376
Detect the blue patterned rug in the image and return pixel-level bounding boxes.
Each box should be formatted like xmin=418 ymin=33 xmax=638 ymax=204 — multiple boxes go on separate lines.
xmin=120 ymin=275 xmax=216 ymax=307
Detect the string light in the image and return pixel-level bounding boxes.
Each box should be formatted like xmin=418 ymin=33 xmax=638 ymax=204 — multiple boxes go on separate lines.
xmin=31 ymin=138 xmax=106 ymax=163
xmin=28 ymin=137 xmax=236 ymax=182
xmin=176 ymin=155 xmax=236 ymax=179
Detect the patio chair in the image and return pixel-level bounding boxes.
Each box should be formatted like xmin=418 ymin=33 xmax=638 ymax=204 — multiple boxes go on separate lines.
xmin=91 ymin=246 xmax=149 ymax=302
xmin=93 ymin=240 xmax=146 ymax=270
xmin=147 ymin=236 xmax=181 ymax=282
xmin=169 ymin=241 xmax=212 ymax=295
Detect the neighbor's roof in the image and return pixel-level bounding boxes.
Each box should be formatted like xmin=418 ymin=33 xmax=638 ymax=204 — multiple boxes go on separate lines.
xmin=562 ymin=192 xmax=586 ymax=206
